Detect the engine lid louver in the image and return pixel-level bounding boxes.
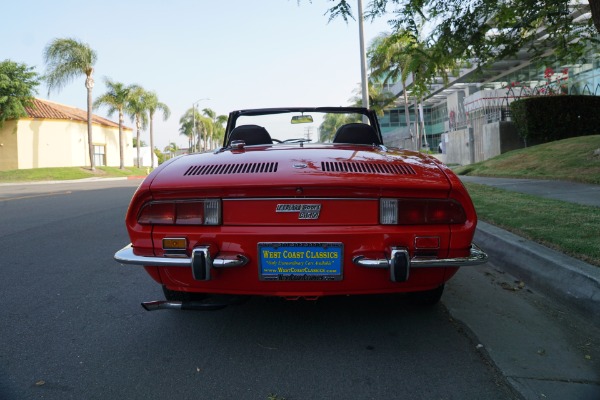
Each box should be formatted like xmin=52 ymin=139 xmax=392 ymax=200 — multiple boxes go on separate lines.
xmin=184 ymin=162 xmax=278 ymax=176
xmin=321 ymin=161 xmax=416 ymax=175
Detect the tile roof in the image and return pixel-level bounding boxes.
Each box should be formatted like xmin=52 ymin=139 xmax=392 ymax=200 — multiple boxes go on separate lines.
xmin=24 ymin=98 xmax=131 ymax=130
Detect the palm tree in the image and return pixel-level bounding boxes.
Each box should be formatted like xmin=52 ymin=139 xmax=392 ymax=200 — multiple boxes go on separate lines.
xmin=126 ymin=86 xmax=150 ymax=168
xmin=93 ymin=78 xmax=132 ymax=169
xmin=368 ymin=30 xmax=462 ymax=150
xmin=350 ymin=78 xmax=397 ymax=116
xmin=163 ymin=142 xmax=179 ymax=159
xmin=198 ymin=117 xmax=212 ymax=151
xmin=319 ymin=113 xmax=348 ymax=142
xmin=214 ymin=115 xmax=228 ymax=148
xmin=368 ymin=31 xmax=417 ymax=148
xmin=43 ymin=38 xmax=98 ymax=170
xmin=200 ymin=108 xmax=227 ymax=150
xmin=145 ymin=91 xmax=170 ymax=168
xmin=179 ymin=108 xmax=196 ymax=151
xmin=201 ymin=108 xmax=216 ymax=150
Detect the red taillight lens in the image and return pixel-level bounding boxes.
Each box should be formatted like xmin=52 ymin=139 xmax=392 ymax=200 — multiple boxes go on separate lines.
xmin=380 ymin=198 xmax=466 ymax=225
xmin=425 ymin=199 xmax=466 ymax=224
xmin=138 ymin=200 xmax=221 ymax=225
xmin=175 ymin=202 xmax=204 ymax=225
xmin=138 ymin=202 xmax=175 ymax=224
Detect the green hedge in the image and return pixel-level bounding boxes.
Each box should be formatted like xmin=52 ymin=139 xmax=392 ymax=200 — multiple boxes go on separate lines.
xmin=510 ymin=95 xmax=600 ymax=145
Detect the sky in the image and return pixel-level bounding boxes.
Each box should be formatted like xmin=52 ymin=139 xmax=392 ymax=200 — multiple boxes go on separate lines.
xmin=3 ymin=0 xmax=392 ymax=150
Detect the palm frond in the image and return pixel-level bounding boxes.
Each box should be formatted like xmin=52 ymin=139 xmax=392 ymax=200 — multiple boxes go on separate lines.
xmin=43 ymin=38 xmax=97 ymax=94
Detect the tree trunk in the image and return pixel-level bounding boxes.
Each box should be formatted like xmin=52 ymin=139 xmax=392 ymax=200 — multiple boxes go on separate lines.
xmin=196 ymin=126 xmax=202 ymax=153
xmin=590 ymin=0 xmax=600 ymax=33
xmin=419 ymin=99 xmax=428 ymax=149
xmin=136 ymin=117 xmax=141 ymax=168
xmin=204 ymin=125 xmax=208 ymax=151
xmin=149 ymin=112 xmax=155 ymax=168
xmin=118 ymin=110 xmax=124 ymax=169
xmin=401 ymin=79 xmax=413 ymax=149
xmin=86 ymin=74 xmax=95 ymax=171
xmin=413 ymin=98 xmax=420 ymax=151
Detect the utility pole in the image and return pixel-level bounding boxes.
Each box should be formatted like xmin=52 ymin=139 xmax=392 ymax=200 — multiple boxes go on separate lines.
xmin=358 ymin=0 xmax=369 ymax=122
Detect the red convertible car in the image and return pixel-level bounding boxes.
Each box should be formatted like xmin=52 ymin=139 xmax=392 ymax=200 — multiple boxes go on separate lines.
xmin=115 ymin=107 xmax=487 ymax=310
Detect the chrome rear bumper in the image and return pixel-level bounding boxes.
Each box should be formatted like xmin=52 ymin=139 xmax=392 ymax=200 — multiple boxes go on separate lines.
xmin=115 ymin=244 xmax=249 ymax=268
xmin=352 ymin=244 xmax=488 ymax=282
xmin=352 ymin=244 xmax=488 ymax=269
xmin=115 ymin=243 xmax=487 ymax=283
xmin=114 ymin=244 xmax=249 ymax=281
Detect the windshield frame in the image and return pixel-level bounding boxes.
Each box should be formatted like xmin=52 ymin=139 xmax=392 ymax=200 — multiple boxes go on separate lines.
xmin=222 ymin=107 xmax=382 ymax=148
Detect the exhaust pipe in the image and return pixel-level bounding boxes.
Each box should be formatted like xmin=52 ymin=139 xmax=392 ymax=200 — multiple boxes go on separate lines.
xmin=141 ymin=295 xmax=249 ymax=311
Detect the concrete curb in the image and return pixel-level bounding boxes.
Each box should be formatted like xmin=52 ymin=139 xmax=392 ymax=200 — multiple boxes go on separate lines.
xmin=474 ymin=221 xmax=600 ymax=323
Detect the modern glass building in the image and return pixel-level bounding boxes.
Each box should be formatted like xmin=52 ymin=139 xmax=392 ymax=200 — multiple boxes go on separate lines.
xmin=379 ymin=14 xmax=600 ymax=157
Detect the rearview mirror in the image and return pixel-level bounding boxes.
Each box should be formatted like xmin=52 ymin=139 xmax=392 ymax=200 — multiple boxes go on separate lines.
xmin=291 ymin=115 xmax=314 ymax=124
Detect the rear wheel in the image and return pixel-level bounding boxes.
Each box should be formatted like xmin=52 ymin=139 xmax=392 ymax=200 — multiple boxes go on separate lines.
xmin=408 ymin=285 xmax=445 ymax=306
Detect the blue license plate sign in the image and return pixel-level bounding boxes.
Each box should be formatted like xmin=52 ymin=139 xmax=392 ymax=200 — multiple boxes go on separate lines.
xmin=258 ymin=242 xmax=343 ymax=281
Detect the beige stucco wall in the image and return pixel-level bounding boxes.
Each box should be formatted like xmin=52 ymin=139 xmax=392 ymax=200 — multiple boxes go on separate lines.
xmin=0 ymin=120 xmax=19 ymax=170
xmin=17 ymin=119 xmax=81 ymax=168
xmin=0 ymin=118 xmax=133 ymax=171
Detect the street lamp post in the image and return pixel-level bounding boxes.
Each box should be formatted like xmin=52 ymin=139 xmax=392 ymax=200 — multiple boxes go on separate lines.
xmin=357 ymin=0 xmax=369 ymax=113
xmin=192 ymin=97 xmax=210 ymax=152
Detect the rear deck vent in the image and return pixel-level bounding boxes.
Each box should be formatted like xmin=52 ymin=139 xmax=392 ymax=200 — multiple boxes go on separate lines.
xmin=321 ymin=161 xmax=416 ymax=175
xmin=184 ymin=162 xmax=279 ymax=176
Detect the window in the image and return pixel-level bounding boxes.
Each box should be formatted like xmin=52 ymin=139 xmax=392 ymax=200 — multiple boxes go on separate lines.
xmin=93 ymin=145 xmax=106 ymax=167
xmin=390 ymin=110 xmax=400 ymax=125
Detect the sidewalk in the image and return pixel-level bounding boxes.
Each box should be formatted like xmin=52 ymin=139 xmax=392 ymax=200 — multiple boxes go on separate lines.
xmin=460 ymin=175 xmax=600 ymax=207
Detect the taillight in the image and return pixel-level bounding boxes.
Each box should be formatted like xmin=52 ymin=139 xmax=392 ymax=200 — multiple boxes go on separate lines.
xmin=138 ymin=199 xmax=221 ymax=225
xmin=380 ymin=198 xmax=466 ymax=225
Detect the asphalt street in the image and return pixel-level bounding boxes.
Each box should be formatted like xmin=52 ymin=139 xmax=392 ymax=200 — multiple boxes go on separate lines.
xmin=0 ymin=179 xmax=517 ymax=400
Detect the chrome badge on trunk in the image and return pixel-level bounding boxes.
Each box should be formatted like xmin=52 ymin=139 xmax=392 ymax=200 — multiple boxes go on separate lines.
xmin=275 ymin=204 xmax=321 ymax=219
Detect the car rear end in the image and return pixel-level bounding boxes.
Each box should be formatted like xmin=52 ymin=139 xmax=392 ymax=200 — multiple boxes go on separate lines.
xmin=116 ymin=145 xmax=486 ymax=304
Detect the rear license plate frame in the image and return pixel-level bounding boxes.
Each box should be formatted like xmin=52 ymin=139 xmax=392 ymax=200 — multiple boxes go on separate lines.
xmin=258 ymin=242 xmax=343 ymax=281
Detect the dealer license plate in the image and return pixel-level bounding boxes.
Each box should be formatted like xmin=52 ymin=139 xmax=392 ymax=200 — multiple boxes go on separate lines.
xmin=258 ymin=242 xmax=343 ymax=281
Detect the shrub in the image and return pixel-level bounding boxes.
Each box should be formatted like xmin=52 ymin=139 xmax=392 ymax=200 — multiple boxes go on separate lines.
xmin=510 ymin=95 xmax=600 ymax=145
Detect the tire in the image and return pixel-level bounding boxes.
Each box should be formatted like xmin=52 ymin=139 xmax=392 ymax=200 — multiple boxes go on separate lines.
xmin=408 ymin=284 xmax=445 ymax=306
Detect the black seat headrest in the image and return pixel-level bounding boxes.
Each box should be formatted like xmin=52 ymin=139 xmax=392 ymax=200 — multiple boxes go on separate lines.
xmin=228 ymin=124 xmax=273 ymax=146
xmin=333 ymin=123 xmax=382 ymax=145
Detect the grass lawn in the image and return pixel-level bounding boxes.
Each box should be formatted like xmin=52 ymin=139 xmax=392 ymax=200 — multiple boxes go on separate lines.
xmin=454 ymin=135 xmax=600 ymax=184
xmin=454 ymin=135 xmax=600 ymax=267
xmin=465 ymin=182 xmax=600 ymax=267
xmin=0 ymin=166 xmax=149 ymax=183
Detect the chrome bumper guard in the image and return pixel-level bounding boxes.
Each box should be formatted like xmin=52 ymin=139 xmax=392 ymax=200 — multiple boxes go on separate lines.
xmin=114 ymin=244 xmax=249 ymax=281
xmin=353 ymin=244 xmax=488 ymax=282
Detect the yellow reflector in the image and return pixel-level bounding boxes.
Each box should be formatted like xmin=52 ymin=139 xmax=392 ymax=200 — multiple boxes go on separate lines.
xmin=162 ymin=238 xmax=187 ymax=250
